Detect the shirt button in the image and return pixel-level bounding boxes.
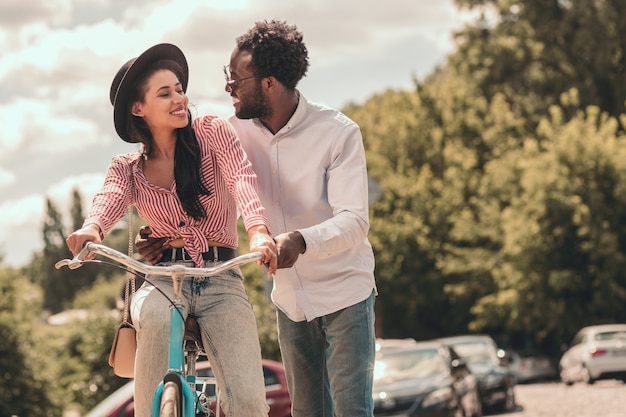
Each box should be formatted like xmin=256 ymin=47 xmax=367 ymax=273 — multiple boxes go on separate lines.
xmin=274 ymin=201 xmax=280 ymax=206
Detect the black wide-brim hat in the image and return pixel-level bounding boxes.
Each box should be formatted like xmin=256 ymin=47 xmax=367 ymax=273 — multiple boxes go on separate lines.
xmin=110 ymin=43 xmax=189 ymax=143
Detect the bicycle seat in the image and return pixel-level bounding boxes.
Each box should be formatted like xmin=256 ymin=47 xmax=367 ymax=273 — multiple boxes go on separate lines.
xmin=184 ymin=316 xmax=205 ymax=353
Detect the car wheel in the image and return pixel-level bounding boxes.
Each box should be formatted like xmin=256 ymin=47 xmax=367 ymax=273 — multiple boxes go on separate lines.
xmin=472 ymin=392 xmax=483 ymax=417
xmin=452 ymin=396 xmax=465 ymax=417
xmin=582 ymin=366 xmax=596 ymax=385
xmin=501 ymin=382 xmax=516 ymax=412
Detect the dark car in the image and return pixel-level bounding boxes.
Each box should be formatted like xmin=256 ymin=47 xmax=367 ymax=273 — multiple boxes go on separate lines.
xmin=85 ymin=359 xmax=291 ymax=417
xmin=373 ymin=339 xmax=482 ymax=417
xmin=438 ymin=335 xmax=516 ymax=413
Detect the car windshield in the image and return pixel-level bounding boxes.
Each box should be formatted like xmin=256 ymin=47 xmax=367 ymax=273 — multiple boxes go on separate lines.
xmin=594 ymin=331 xmax=626 ymax=341
xmin=448 ymin=341 xmax=495 ymax=364
xmin=374 ymin=348 xmax=447 ymax=382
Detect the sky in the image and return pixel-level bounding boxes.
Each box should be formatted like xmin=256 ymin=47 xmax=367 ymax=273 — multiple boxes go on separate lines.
xmin=0 ymin=0 xmax=476 ymax=267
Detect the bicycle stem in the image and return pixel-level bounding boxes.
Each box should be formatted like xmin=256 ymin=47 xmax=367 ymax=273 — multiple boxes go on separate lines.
xmin=170 ymin=264 xmax=186 ymax=302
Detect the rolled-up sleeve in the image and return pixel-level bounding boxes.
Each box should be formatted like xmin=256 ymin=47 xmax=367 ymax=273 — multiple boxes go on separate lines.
xmin=83 ymin=155 xmax=132 ymax=236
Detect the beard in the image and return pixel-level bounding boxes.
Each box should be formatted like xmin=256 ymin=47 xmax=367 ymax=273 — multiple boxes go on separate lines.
xmin=235 ymin=81 xmax=271 ymax=120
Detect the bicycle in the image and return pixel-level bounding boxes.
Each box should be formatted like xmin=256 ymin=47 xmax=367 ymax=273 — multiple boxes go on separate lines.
xmin=55 ymin=242 xmax=263 ymax=417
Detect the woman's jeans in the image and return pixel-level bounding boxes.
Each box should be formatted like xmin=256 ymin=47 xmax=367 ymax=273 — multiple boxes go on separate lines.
xmin=277 ymin=290 xmax=376 ymax=417
xmin=130 ymin=260 xmax=269 ymax=417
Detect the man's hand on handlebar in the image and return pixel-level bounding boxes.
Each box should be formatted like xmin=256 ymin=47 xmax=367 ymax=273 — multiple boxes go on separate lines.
xmin=274 ymin=231 xmax=306 ymax=269
xmin=135 ymin=226 xmax=169 ymax=265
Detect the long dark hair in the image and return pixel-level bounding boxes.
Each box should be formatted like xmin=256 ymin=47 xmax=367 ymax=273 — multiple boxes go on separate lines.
xmin=125 ymin=59 xmax=209 ymax=219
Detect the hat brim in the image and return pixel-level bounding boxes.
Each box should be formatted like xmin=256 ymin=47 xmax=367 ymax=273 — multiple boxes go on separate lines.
xmin=111 ymin=43 xmax=189 ymax=143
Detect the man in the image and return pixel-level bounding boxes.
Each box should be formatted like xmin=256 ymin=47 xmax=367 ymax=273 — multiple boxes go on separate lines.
xmin=138 ymin=20 xmax=377 ymax=417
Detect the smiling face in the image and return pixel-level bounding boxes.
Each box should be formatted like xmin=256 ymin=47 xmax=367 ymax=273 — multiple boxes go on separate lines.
xmin=225 ymin=48 xmax=271 ymax=120
xmin=132 ymin=69 xmax=189 ymax=134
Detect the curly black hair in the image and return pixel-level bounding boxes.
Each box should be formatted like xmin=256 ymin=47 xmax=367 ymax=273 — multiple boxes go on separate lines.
xmin=236 ymin=20 xmax=310 ymax=90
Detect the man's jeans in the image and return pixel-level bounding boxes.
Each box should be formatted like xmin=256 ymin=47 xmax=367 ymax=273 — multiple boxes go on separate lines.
xmin=277 ymin=290 xmax=376 ymax=417
xmin=130 ymin=261 xmax=269 ymax=417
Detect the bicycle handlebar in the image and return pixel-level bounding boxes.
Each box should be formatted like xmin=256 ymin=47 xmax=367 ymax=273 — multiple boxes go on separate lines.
xmin=55 ymin=242 xmax=263 ymax=277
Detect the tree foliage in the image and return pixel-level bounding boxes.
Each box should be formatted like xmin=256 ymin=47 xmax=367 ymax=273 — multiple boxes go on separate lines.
xmin=343 ymin=0 xmax=626 ymax=358
xmin=452 ymin=0 xmax=626 ymax=128
xmin=0 ymin=267 xmax=61 ymax=417
xmin=474 ymin=104 xmax=626 ymax=350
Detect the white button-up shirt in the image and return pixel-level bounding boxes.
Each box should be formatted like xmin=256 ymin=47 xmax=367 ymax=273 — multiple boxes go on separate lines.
xmin=229 ymin=94 xmax=376 ymax=322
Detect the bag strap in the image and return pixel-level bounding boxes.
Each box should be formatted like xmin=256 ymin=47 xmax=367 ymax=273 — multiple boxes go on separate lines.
xmin=122 ymin=162 xmax=137 ymax=324
xmin=122 ymin=206 xmax=135 ymax=324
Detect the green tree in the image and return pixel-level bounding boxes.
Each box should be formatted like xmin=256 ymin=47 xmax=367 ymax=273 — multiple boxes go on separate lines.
xmin=70 ymin=188 xmax=84 ymax=232
xmin=473 ymin=104 xmax=626 ymax=355
xmin=0 ymin=267 xmax=61 ymax=417
xmin=36 ymin=197 xmax=78 ymax=313
xmin=343 ymin=0 xmax=626 ymax=358
xmin=32 ymin=189 xmax=135 ymax=314
xmin=451 ymin=0 xmax=626 ymax=127
xmin=345 ymin=85 xmax=489 ymax=340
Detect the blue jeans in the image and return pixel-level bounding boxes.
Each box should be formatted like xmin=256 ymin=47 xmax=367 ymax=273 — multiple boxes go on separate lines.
xmin=277 ymin=291 xmax=376 ymax=417
xmin=130 ymin=261 xmax=269 ymax=417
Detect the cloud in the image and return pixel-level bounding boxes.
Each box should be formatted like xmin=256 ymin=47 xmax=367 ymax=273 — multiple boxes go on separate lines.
xmin=0 ymin=167 xmax=16 ymax=187
xmin=0 ymin=194 xmax=46 ymax=266
xmin=0 ymin=0 xmax=70 ymax=28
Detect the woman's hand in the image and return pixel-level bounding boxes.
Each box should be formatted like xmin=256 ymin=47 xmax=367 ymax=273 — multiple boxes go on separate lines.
xmin=247 ymin=226 xmax=277 ymax=277
xmin=65 ymin=224 xmax=102 ymax=259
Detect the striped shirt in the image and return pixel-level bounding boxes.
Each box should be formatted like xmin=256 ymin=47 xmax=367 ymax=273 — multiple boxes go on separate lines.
xmin=84 ymin=115 xmax=269 ymax=266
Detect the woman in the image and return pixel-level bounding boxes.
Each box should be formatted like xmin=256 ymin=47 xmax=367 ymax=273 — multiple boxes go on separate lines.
xmin=66 ymin=43 xmax=274 ymax=417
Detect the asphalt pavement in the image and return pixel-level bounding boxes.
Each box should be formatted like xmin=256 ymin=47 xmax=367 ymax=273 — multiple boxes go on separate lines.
xmin=489 ymin=379 xmax=625 ymax=417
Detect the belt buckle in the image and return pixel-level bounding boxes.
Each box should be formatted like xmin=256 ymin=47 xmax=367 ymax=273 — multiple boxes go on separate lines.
xmin=181 ymin=248 xmax=193 ymax=262
xmin=172 ymin=247 xmax=193 ymax=262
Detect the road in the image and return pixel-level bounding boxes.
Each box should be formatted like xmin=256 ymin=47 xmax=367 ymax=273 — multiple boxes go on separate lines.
xmin=489 ymin=379 xmax=625 ymax=417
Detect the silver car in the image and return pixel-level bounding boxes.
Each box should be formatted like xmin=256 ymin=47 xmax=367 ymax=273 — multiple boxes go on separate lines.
xmin=560 ymin=323 xmax=626 ymax=385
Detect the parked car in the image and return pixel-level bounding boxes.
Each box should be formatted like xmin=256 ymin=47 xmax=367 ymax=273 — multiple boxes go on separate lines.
xmin=372 ymin=340 xmax=482 ymax=417
xmin=85 ymin=359 xmax=291 ymax=417
xmin=376 ymin=337 xmax=418 ymax=351
xmin=507 ymin=350 xmax=557 ymax=383
xmin=559 ymin=323 xmax=626 ymax=385
xmin=438 ymin=335 xmax=516 ymax=413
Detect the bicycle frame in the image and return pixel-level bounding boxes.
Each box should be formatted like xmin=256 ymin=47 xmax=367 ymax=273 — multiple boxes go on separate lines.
xmin=56 ymin=242 xmax=262 ymax=417
xmin=150 ymin=291 xmax=198 ymax=417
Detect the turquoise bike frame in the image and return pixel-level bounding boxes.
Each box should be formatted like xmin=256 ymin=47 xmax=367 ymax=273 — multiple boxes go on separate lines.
xmin=150 ymin=270 xmax=210 ymax=417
